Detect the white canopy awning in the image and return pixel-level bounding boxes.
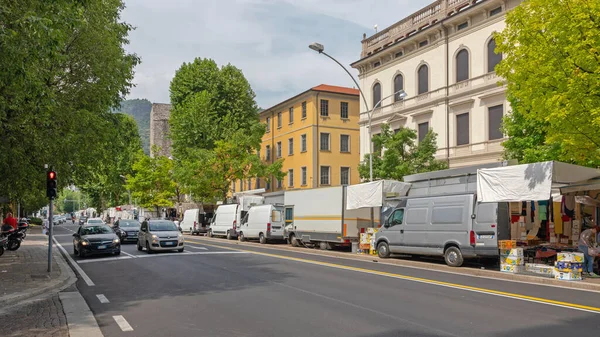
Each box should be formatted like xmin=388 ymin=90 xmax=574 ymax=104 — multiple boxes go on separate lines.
xmin=346 ymin=180 xmax=411 ymax=210
xmin=477 ymin=161 xmax=600 ymax=203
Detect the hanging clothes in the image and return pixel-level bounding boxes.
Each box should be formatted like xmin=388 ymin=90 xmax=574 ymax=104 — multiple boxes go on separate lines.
xmin=553 ymin=202 xmax=563 ymax=234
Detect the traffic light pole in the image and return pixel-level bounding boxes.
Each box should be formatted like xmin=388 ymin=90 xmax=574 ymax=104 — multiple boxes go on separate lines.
xmin=48 ymin=199 xmax=53 ymax=273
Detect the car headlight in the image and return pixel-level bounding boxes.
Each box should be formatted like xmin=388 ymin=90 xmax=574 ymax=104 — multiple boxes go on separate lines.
xmin=113 ymin=238 xmax=120 ymax=243
xmin=81 ymin=240 xmax=89 ymax=246
xmin=151 ymin=234 xmax=159 ymax=243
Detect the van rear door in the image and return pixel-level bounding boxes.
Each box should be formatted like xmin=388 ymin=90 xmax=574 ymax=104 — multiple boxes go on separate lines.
xmin=474 ymin=202 xmax=499 ymax=255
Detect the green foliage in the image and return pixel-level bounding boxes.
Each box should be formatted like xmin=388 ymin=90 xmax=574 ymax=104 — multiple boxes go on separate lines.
xmin=56 ymin=189 xmax=89 ymax=214
xmin=496 ymin=0 xmax=600 ymax=166
xmin=117 ymin=99 xmax=152 ymax=154
xmin=0 ymin=0 xmax=139 ymax=205
xmin=30 ymin=217 xmax=43 ymax=226
xmin=358 ymin=124 xmax=448 ymax=181
xmin=126 ymin=149 xmax=177 ymax=211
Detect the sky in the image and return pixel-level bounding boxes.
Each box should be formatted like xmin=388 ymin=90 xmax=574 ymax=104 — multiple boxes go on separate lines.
xmin=121 ymin=0 xmax=433 ymax=109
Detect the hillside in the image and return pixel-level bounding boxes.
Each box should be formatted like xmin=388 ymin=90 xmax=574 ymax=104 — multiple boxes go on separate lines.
xmin=118 ymin=99 xmax=152 ymax=154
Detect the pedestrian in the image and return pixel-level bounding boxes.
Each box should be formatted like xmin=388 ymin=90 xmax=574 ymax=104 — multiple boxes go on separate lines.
xmin=578 ymin=223 xmax=600 ymax=278
xmin=2 ymin=212 xmax=17 ymax=231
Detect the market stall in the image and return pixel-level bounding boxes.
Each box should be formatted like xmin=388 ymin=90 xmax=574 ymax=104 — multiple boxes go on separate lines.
xmin=477 ymin=161 xmax=600 ymax=280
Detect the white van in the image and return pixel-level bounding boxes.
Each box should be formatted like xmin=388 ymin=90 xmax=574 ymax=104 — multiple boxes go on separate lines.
xmin=238 ymin=204 xmax=285 ymax=244
xmin=180 ymin=209 xmax=211 ymax=235
xmin=209 ymin=204 xmax=239 ymax=240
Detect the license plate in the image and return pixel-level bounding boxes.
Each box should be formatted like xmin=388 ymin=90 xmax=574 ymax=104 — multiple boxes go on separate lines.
xmin=164 ymin=241 xmax=174 ymax=246
xmin=478 ymin=235 xmax=494 ymax=239
xmin=97 ymin=245 xmax=106 ymax=249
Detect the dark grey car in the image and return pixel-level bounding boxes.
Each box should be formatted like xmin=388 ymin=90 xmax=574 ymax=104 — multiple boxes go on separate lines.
xmin=73 ymin=224 xmax=121 ymax=258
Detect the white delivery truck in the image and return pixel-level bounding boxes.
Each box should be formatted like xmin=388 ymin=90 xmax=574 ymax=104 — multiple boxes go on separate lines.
xmin=238 ymin=204 xmax=285 ymax=244
xmin=210 ymin=195 xmax=264 ymax=240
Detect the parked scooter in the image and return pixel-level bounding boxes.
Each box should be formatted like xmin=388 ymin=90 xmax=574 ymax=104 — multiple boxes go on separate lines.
xmin=7 ymin=225 xmax=27 ymax=251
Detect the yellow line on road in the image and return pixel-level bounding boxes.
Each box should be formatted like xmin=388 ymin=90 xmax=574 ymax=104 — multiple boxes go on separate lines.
xmin=185 ymin=237 xmax=600 ymax=314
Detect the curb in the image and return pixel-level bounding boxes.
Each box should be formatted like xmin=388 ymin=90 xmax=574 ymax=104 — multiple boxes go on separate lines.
xmin=0 ymin=241 xmax=77 ymax=311
xmin=186 ymin=235 xmax=600 ymax=293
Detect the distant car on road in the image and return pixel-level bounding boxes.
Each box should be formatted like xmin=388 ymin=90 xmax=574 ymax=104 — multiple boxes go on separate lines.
xmin=85 ymin=218 xmax=105 ymax=226
xmin=72 ymin=224 xmax=120 ymax=258
xmin=137 ymin=220 xmax=184 ymax=253
xmin=78 ymin=216 xmax=88 ymax=226
xmin=113 ymin=219 xmax=141 ymax=243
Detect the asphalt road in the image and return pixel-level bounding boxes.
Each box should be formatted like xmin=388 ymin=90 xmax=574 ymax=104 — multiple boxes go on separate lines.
xmin=52 ymin=223 xmax=600 ymax=337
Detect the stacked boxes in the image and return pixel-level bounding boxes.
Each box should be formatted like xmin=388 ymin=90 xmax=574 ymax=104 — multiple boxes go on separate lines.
xmin=553 ymin=252 xmax=584 ymax=281
xmin=500 ymin=247 xmax=524 ymax=273
xmin=525 ymin=263 xmax=554 ymax=277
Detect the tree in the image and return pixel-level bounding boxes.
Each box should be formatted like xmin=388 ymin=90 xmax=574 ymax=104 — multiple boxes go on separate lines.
xmin=126 ymin=149 xmax=177 ymax=213
xmin=496 ymin=0 xmax=600 ymax=166
xmin=358 ymin=124 xmax=448 ymax=181
xmin=0 ymin=0 xmax=139 ymax=204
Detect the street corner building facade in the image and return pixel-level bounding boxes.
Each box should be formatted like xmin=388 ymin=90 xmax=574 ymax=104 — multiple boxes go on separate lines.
xmin=150 ymin=103 xmax=173 ymax=158
xmin=352 ymin=0 xmax=521 ymax=168
xmin=236 ymin=85 xmax=362 ymax=195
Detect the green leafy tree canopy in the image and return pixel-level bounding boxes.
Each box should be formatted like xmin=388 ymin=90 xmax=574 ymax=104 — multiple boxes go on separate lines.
xmin=126 ymin=149 xmax=177 ymax=212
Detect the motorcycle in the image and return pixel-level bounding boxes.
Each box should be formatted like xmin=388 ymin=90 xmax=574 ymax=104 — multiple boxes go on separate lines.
xmin=7 ymin=226 xmax=27 ymax=251
xmin=0 ymin=236 xmax=7 ymax=257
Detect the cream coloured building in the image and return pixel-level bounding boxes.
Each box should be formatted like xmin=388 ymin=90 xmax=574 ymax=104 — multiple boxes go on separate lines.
xmin=351 ymin=0 xmax=521 ymax=168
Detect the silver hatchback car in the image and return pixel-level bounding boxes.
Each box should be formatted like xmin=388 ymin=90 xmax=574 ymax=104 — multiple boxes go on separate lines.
xmin=137 ymin=220 xmax=184 ymax=253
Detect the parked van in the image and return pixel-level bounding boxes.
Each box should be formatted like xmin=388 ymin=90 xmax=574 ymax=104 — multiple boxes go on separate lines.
xmin=374 ymin=193 xmax=509 ymax=267
xmin=180 ymin=209 xmax=211 ymax=235
xmin=238 ymin=204 xmax=285 ymax=244
xmin=210 ymin=204 xmax=239 ymax=240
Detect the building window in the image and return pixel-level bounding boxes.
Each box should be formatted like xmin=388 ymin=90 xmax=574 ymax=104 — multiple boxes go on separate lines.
xmin=301 ymin=167 xmax=307 ymax=186
xmin=340 ymin=135 xmax=350 ymax=153
xmin=320 ymin=99 xmax=329 ymax=117
xmin=266 ymin=117 xmax=270 ymax=132
xmin=277 ymin=178 xmax=282 ymax=189
xmin=277 ymin=112 xmax=282 ymax=128
xmin=265 ymin=145 xmax=271 ymax=161
xmin=288 ymin=137 xmax=294 ymax=155
xmin=340 ymin=102 xmax=349 ymax=119
xmin=301 ymin=101 xmax=307 ymax=119
xmin=300 ymin=134 xmax=307 ymax=152
xmin=488 ymin=104 xmax=504 ymax=140
xmin=418 ymin=64 xmax=429 ymax=95
xmin=394 ymin=74 xmax=404 ymax=101
xmin=255 ymin=178 xmax=260 ymax=189
xmin=240 ymin=180 xmax=244 ymax=192
xmin=418 ymin=122 xmax=429 ymax=143
xmin=320 ymin=133 xmax=330 ymax=151
xmin=372 ymin=82 xmax=381 ymax=107
xmin=419 ymin=40 xmax=429 ymax=47
xmin=289 ymin=107 xmax=294 ymax=124
xmin=457 ymin=21 xmax=468 ymax=31
xmin=232 ymin=181 xmax=236 ymax=193
xmin=487 ymin=38 xmax=502 ymax=73
xmin=247 ymin=179 xmax=252 ymax=191
xmin=266 ymin=179 xmax=271 ymax=190
xmin=456 ymin=49 xmax=469 ymax=82
xmin=276 ymin=141 xmax=282 ymax=158
xmin=456 ymin=113 xmax=470 ymax=146
xmin=395 ymin=51 xmax=403 ymax=58
xmin=490 ymin=6 xmax=502 ymax=16
xmin=340 ymin=167 xmax=350 ymax=185
xmin=373 ymin=61 xmax=381 ymax=68
xmin=288 ymin=169 xmax=294 ymax=187
xmin=320 ymin=166 xmax=330 ymax=185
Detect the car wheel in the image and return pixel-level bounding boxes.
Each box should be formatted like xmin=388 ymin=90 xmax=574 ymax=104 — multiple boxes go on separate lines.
xmin=178 ymin=248 xmax=184 ymax=252
xmin=115 ymin=249 xmax=121 ymax=256
xmin=78 ymin=246 xmax=86 ymax=258
xmin=239 ymin=232 xmax=246 ymax=242
xmin=444 ymin=246 xmax=464 ymax=267
xmin=226 ymin=231 xmax=232 ymax=240
xmin=208 ymin=229 xmax=213 ymax=238
xmin=0 ymin=246 xmax=4 ymax=257
xmin=319 ymin=241 xmax=329 ymax=250
xmin=259 ymin=233 xmax=267 ymax=244
xmin=146 ymin=241 xmax=153 ymax=254
xmin=377 ymin=242 xmax=391 ymax=258
xmin=137 ymin=241 xmax=143 ymax=251
xmin=290 ymin=234 xmax=299 ymax=247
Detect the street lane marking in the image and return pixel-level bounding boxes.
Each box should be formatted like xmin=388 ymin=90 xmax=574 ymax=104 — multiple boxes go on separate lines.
xmin=73 ymin=251 xmax=249 ymax=263
xmin=113 ymin=315 xmax=134 ymax=332
xmin=52 ymin=238 xmax=95 ymax=286
xmin=77 ymin=256 xmax=132 ymax=264
xmin=191 ymin=241 xmax=600 ymax=314
xmin=96 ymin=294 xmax=109 ymax=303
xmin=186 ymin=245 xmax=208 ymax=250
xmin=121 ymin=251 xmax=137 ymax=258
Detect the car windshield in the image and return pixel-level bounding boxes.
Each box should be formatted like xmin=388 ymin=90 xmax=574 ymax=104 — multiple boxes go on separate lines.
xmin=149 ymin=221 xmax=178 ymax=231
xmin=81 ymin=225 xmax=113 ymax=235
xmin=88 ymin=219 xmax=103 ymax=224
xmin=120 ymin=221 xmax=140 ymax=228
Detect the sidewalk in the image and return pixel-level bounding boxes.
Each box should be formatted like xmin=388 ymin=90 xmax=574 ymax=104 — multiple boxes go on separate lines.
xmin=0 ymin=227 xmax=77 ymax=337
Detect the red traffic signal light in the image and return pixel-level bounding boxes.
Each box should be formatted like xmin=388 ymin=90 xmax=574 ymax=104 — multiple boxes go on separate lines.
xmin=48 ymin=171 xmax=56 ymax=180
xmin=47 ymin=170 xmax=58 ymax=199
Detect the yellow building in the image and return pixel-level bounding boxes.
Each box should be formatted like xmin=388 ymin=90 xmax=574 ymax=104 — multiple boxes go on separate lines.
xmin=233 ymin=84 xmax=361 ymax=194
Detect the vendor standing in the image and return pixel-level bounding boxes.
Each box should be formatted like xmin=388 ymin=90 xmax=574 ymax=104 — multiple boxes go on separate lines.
xmin=579 ymin=224 xmax=600 ymax=278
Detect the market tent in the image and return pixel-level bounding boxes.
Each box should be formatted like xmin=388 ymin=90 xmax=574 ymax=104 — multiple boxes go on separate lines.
xmin=477 ymin=161 xmax=600 ymax=203
xmin=346 ymin=180 xmax=411 ymax=210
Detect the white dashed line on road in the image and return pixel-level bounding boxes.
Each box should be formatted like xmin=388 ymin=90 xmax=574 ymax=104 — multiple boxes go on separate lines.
xmin=53 ymin=238 xmax=95 ymax=286
xmin=96 ymin=294 xmax=110 ymax=303
xmin=113 ymin=315 xmax=134 ymax=331
xmin=121 ymin=251 xmax=137 ymax=258
xmin=76 ymin=256 xmax=132 ymax=264
xmin=186 ymin=245 xmax=208 ymax=250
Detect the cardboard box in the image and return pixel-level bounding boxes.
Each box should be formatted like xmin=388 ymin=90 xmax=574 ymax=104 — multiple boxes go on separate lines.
xmin=525 ymin=263 xmax=554 ymax=276
xmin=501 ymin=264 xmax=524 ymax=273
xmin=554 ymin=269 xmax=582 ymax=281
xmin=504 ymin=255 xmax=524 ymax=265
xmin=366 ymin=228 xmax=378 ymax=234
xmin=557 ymin=252 xmax=584 ymax=263
xmin=509 ymin=248 xmax=524 ymax=257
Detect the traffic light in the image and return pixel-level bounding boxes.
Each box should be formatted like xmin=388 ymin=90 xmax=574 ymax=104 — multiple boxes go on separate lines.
xmin=46 ymin=170 xmax=57 ymax=199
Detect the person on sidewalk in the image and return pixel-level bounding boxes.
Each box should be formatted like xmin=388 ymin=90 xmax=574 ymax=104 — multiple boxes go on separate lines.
xmin=2 ymin=212 xmax=17 ymax=231
xmin=579 ymin=224 xmax=600 ymax=278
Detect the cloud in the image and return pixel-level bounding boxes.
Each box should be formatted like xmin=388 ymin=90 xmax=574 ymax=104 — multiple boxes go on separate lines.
xmin=121 ymin=0 xmax=432 ymax=108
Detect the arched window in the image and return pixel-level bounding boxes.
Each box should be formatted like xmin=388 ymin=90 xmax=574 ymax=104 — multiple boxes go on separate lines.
xmin=487 ymin=38 xmax=502 ymax=73
xmin=456 ymin=49 xmax=469 ymax=82
xmin=417 ymin=64 xmax=429 ymax=95
xmin=372 ymin=82 xmax=381 ymax=107
xmin=394 ymin=74 xmax=404 ymax=101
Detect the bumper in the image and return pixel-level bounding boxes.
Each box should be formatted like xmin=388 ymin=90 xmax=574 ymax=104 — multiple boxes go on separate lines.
xmin=193 ymin=227 xmax=209 ymax=234
xmin=150 ymin=240 xmax=184 ymax=251
xmin=80 ymin=244 xmax=120 ymax=255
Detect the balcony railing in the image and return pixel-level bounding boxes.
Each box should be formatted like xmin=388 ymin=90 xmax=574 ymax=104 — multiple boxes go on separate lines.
xmin=361 ymin=0 xmax=484 ymax=58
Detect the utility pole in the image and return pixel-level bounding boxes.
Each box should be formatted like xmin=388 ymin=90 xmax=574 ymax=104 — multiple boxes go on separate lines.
xmin=46 ymin=167 xmax=58 ymax=273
